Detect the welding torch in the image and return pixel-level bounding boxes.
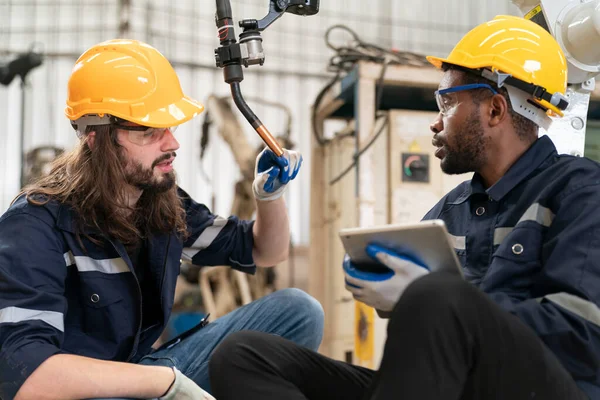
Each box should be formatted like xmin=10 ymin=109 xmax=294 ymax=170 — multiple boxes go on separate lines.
xmin=214 ymin=0 xmax=319 ymax=157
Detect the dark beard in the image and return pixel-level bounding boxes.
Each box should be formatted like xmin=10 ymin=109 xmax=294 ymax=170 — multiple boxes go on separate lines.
xmin=122 ymin=152 xmax=177 ymax=193
xmin=125 ymin=162 xmax=176 ymax=192
xmin=440 ymin=113 xmax=487 ymax=175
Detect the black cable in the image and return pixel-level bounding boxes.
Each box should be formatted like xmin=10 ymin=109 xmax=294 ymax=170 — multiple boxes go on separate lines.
xmin=199 ymin=92 xmax=295 ymax=191
xmin=324 ymin=24 xmax=429 ymax=73
xmin=327 ymin=57 xmax=391 ymax=186
xmin=329 ymin=113 xmax=390 ymax=186
xmin=231 ymin=82 xmax=262 ymax=129
xmin=311 ymin=71 xmax=341 ymax=146
xmin=311 ymin=24 xmax=429 ymax=147
xmin=374 ymin=60 xmax=390 ymax=113
xmin=240 ymin=95 xmax=293 ymax=141
xmin=215 ymin=0 xmax=233 ymax=21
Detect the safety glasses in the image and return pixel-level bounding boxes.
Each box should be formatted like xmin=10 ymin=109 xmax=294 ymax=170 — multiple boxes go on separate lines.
xmin=434 ymin=83 xmax=498 ymax=116
xmin=112 ymin=121 xmax=178 ymax=146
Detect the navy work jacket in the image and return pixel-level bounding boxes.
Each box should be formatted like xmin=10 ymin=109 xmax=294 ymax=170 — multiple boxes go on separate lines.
xmin=0 ymin=188 xmax=255 ymax=399
xmin=424 ymin=135 xmax=600 ymax=397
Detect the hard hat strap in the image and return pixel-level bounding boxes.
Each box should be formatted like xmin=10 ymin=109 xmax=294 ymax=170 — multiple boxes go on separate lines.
xmin=478 ymin=68 xmax=569 ymax=111
xmin=71 ymin=114 xmax=112 ymax=137
xmin=500 ymin=74 xmax=568 ymax=111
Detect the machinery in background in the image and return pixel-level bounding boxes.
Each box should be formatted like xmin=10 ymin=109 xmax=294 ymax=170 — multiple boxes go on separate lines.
xmin=0 ymin=50 xmax=43 ymax=87
xmin=511 ymin=0 xmax=600 ymax=157
xmin=22 ymin=145 xmax=64 ymax=186
xmin=0 ymin=47 xmax=44 ymax=188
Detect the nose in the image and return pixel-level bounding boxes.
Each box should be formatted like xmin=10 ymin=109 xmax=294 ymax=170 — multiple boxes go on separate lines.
xmin=161 ymin=128 xmax=180 ymax=152
xmin=430 ymin=112 xmax=443 ymax=135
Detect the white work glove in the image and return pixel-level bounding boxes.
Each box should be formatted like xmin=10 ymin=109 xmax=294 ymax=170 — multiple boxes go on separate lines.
xmin=252 ymin=147 xmax=302 ymax=201
xmin=159 ymin=367 xmax=215 ymax=400
xmin=343 ymin=243 xmax=430 ymax=312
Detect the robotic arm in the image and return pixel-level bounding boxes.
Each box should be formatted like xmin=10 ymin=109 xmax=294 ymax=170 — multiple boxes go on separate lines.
xmin=0 ymin=50 xmax=43 ymax=86
xmin=512 ymin=0 xmax=600 ymax=85
xmin=511 ymin=0 xmax=600 ymax=156
xmin=213 ymin=0 xmax=319 ymax=157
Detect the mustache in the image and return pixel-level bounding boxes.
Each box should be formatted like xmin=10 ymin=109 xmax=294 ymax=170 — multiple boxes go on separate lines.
xmin=432 ymin=135 xmax=445 ymax=148
xmin=152 ymin=152 xmax=177 ymax=168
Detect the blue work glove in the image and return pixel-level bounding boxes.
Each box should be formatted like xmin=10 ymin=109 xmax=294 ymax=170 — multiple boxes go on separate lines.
xmin=252 ymin=147 xmax=302 ymax=201
xmin=344 ymin=244 xmax=430 ymax=312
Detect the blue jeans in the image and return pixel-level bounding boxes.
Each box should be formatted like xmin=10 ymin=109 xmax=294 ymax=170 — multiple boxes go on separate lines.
xmin=91 ymin=288 xmax=324 ymax=399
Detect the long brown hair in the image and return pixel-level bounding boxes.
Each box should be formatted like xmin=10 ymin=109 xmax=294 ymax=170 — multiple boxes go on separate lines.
xmin=19 ymin=125 xmax=188 ymax=245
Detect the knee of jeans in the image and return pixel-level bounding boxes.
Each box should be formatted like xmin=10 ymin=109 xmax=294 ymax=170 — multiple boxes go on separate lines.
xmin=268 ymin=288 xmax=324 ymax=349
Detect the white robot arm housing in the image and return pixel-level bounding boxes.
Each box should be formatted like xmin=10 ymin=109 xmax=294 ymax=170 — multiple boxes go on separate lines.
xmin=511 ymin=0 xmax=600 ymax=156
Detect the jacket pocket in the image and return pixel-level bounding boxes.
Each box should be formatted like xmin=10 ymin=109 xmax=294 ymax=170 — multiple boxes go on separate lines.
xmin=83 ymin=287 xmax=123 ymax=309
xmin=494 ymin=225 xmax=542 ymax=262
xmin=482 ymin=225 xmax=543 ymax=295
xmin=78 ymin=274 xmax=135 ymax=339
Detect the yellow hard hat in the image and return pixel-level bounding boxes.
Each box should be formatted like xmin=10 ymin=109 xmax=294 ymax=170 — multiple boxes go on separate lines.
xmin=65 ymin=39 xmax=204 ymax=128
xmin=427 ymin=15 xmax=568 ymax=117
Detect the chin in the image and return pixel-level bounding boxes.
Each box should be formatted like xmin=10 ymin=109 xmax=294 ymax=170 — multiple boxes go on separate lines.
xmin=154 ymin=170 xmax=175 ymax=181
xmin=440 ymin=159 xmax=462 ymax=175
xmin=160 ymin=174 xmax=177 ymax=190
xmin=136 ymin=176 xmax=176 ymax=193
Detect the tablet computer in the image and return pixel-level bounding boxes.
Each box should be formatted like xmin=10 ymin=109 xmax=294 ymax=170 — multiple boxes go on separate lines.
xmin=338 ymin=219 xmax=463 ymax=276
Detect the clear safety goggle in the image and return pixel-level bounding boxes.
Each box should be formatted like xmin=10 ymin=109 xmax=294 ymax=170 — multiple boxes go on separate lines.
xmin=72 ymin=115 xmax=177 ymax=146
xmin=434 ymin=83 xmax=498 ymax=116
xmin=112 ymin=120 xmax=178 ymax=146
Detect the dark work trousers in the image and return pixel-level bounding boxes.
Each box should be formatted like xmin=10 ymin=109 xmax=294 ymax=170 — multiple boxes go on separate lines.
xmin=209 ymin=271 xmax=589 ymax=400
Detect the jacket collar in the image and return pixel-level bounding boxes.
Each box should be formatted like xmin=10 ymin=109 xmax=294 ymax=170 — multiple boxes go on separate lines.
xmin=55 ymin=202 xmax=100 ymax=234
xmin=485 ymin=135 xmax=557 ymax=201
xmin=446 ymin=135 xmax=557 ymax=205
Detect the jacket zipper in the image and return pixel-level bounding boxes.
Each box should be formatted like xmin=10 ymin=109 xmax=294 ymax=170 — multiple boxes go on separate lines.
xmin=107 ymin=238 xmax=143 ymax=362
xmin=111 ymin=235 xmax=171 ymax=362
xmin=158 ymin=235 xmax=171 ymax=317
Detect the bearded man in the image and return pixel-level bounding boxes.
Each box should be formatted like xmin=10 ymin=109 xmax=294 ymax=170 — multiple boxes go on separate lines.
xmin=0 ymin=39 xmax=323 ymax=400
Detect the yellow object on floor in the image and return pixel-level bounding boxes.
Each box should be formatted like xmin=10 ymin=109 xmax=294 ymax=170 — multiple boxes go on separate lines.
xmin=354 ymin=302 xmax=375 ymax=368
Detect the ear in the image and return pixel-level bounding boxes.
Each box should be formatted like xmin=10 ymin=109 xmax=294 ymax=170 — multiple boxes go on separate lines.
xmin=87 ymin=131 xmax=96 ymax=149
xmin=487 ymin=94 xmax=508 ymax=127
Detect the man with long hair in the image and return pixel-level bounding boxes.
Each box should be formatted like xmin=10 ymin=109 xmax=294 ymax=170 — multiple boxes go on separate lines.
xmin=208 ymin=16 xmax=598 ymax=400
xmin=0 ymin=39 xmax=324 ymax=400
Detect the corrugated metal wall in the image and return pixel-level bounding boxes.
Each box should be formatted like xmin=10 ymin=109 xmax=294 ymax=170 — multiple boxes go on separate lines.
xmin=0 ymin=0 xmax=519 ymax=245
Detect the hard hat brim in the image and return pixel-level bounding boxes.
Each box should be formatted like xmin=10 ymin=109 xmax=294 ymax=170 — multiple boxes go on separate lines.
xmin=426 ymin=55 xmax=445 ymax=69
xmin=132 ymin=95 xmax=205 ymax=128
xmin=65 ymin=95 xmax=205 ymax=128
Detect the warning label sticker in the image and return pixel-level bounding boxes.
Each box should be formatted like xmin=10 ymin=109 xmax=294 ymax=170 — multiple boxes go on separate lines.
xmin=524 ymin=4 xmax=550 ymax=33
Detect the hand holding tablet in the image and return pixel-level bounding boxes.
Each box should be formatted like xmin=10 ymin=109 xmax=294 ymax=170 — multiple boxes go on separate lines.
xmin=339 ymin=219 xmax=463 ymax=276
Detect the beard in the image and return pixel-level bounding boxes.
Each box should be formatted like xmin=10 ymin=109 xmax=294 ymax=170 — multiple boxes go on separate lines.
xmin=122 ymin=152 xmax=177 ymax=193
xmin=439 ymin=113 xmax=487 ymax=175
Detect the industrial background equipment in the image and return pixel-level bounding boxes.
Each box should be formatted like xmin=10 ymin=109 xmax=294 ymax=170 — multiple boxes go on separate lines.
xmin=0 ymin=47 xmax=43 ymax=188
xmin=510 ymin=0 xmax=600 ymax=157
xmin=175 ymin=94 xmax=296 ymax=322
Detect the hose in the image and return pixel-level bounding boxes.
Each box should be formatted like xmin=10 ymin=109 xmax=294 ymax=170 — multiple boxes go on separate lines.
xmin=231 ymin=82 xmax=284 ymax=156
